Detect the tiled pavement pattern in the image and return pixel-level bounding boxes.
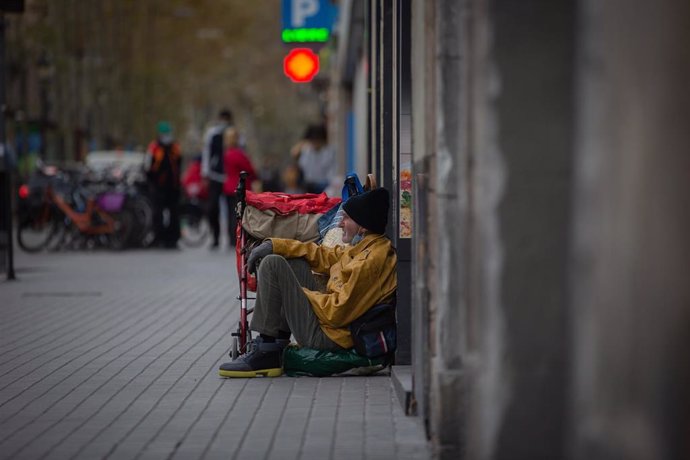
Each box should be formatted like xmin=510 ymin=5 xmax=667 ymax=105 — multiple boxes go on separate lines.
xmin=0 ymin=247 xmax=429 ymax=460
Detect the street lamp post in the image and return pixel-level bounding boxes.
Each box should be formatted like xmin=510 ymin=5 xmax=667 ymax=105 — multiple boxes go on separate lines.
xmin=0 ymin=1 xmax=24 ymax=281
xmin=37 ymin=53 xmax=53 ymax=159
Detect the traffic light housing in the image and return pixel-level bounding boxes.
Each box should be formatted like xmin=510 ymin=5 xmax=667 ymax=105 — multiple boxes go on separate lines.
xmin=283 ymin=48 xmax=319 ymax=83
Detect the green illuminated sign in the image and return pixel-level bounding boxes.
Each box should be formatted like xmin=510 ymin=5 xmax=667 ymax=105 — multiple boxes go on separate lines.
xmin=282 ymin=28 xmax=330 ymax=43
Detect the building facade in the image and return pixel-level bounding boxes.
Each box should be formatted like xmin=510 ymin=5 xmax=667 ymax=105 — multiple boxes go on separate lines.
xmin=331 ymin=0 xmax=690 ymax=459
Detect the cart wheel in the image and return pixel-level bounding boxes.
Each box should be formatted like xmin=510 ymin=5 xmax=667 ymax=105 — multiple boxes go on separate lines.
xmin=231 ymin=337 xmax=239 ymax=360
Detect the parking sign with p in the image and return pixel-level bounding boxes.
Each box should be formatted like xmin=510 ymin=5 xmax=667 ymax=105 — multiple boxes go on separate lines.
xmin=281 ymin=0 xmax=338 ymax=43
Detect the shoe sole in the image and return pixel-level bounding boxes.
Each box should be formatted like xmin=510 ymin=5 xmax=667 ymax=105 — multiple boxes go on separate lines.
xmin=218 ymin=368 xmax=283 ymax=378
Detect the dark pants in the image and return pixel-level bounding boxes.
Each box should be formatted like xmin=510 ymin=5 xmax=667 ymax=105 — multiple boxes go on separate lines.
xmin=152 ymin=188 xmax=180 ymax=247
xmin=208 ymin=181 xmax=223 ymax=245
xmin=225 ymin=194 xmax=238 ymax=246
xmin=250 ymin=255 xmax=344 ymax=351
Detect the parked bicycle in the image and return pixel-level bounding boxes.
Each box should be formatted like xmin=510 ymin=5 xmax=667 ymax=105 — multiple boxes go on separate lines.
xmin=109 ymin=164 xmax=155 ymax=249
xmin=17 ymin=166 xmax=135 ymax=251
xmin=15 ymin=165 xmax=60 ymax=252
xmin=84 ymin=150 xmax=155 ymax=248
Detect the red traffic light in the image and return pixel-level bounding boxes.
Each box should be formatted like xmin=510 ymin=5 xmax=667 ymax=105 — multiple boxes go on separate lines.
xmin=283 ymin=48 xmax=319 ymax=83
xmin=18 ymin=184 xmax=30 ymax=199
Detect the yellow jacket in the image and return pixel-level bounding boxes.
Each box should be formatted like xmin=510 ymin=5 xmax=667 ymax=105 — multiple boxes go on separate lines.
xmin=271 ymin=234 xmax=397 ymax=348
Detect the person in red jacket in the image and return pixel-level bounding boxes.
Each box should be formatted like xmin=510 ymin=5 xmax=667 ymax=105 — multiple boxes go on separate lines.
xmin=181 ymin=155 xmax=209 ymax=201
xmin=223 ymin=127 xmax=256 ymax=247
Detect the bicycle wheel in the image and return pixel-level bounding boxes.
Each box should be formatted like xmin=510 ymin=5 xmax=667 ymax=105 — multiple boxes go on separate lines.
xmin=45 ymin=214 xmax=70 ymax=251
xmin=126 ymin=196 xmax=155 ymax=248
xmin=17 ymin=204 xmax=58 ymax=252
xmin=108 ymin=209 xmax=135 ymax=250
xmin=180 ymin=206 xmax=209 ymax=247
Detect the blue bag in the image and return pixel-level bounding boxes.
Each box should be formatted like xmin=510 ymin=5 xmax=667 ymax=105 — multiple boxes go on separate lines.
xmin=341 ymin=172 xmax=364 ymax=201
xmin=349 ymin=303 xmax=397 ymax=359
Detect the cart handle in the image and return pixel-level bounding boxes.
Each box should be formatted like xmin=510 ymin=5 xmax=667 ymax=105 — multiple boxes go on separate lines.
xmin=235 ymin=171 xmax=248 ymax=218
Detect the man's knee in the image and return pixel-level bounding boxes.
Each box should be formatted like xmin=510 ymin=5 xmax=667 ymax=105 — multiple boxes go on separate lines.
xmin=258 ymin=254 xmax=288 ymax=277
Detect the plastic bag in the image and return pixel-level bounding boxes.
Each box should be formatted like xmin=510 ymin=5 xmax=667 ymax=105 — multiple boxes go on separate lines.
xmin=283 ymin=345 xmax=389 ymax=377
xmin=318 ymin=204 xmax=346 ymax=247
xmin=317 ymin=172 xmax=365 ymax=246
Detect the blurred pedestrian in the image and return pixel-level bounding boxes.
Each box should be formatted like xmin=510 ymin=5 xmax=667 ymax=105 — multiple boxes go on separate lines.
xmin=290 ymin=123 xmax=335 ymax=194
xmin=281 ymin=163 xmax=305 ymax=194
xmin=202 ymin=109 xmax=233 ymax=249
xmin=145 ymin=121 xmax=182 ymax=249
xmin=223 ymin=127 xmax=256 ymax=248
xmin=181 ymin=154 xmax=208 ymax=201
xmin=258 ymin=158 xmax=282 ymax=192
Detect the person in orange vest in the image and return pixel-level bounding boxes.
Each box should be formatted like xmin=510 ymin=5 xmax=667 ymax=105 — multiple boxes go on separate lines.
xmin=145 ymin=121 xmax=182 ymax=248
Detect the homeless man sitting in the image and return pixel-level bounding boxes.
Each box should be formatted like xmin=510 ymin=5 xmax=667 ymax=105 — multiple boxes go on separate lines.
xmin=219 ymin=188 xmax=397 ymax=378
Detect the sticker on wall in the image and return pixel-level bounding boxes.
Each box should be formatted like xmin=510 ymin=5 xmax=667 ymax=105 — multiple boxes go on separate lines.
xmin=399 ymin=163 xmax=412 ymax=238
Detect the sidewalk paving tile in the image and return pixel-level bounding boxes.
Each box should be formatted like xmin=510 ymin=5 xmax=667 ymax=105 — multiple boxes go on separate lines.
xmin=0 ymin=248 xmax=430 ymax=459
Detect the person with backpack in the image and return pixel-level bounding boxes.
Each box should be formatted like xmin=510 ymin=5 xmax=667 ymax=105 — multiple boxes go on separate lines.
xmin=145 ymin=121 xmax=182 ymax=249
xmin=218 ymin=187 xmax=397 ymax=378
xmin=201 ymin=109 xmax=233 ymax=249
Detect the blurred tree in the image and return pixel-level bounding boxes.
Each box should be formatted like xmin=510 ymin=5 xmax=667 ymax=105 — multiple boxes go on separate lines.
xmin=5 ymin=0 xmax=321 ymax=165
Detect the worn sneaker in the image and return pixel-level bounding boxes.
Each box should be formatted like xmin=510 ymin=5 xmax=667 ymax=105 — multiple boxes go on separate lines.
xmin=218 ymin=337 xmax=285 ymax=378
xmin=226 ymin=338 xmax=291 ymax=358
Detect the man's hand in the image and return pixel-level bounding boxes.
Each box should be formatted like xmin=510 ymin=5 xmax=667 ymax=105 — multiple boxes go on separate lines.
xmin=247 ymin=240 xmax=273 ymax=274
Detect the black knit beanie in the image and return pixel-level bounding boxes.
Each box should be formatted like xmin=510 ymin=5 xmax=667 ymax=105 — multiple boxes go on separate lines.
xmin=342 ymin=188 xmax=390 ymax=234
